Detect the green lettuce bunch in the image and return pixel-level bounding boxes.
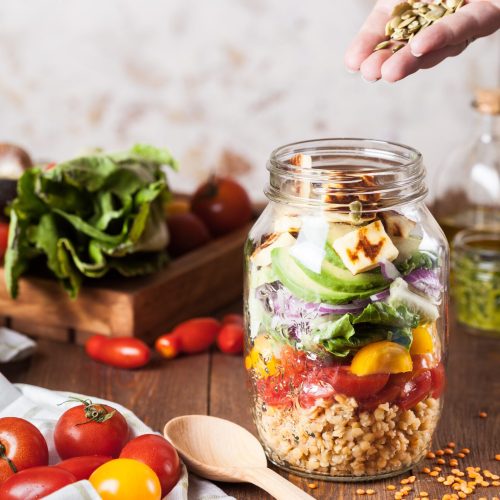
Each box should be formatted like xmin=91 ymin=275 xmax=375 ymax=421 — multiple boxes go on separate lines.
xmin=5 ymin=144 xmax=177 ymax=298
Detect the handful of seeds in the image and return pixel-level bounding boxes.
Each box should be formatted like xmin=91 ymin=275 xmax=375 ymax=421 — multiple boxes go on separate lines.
xmin=374 ymin=0 xmax=465 ymax=53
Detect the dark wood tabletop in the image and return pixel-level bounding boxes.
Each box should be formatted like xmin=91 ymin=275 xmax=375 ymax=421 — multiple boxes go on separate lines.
xmin=2 ymin=310 xmax=500 ymax=500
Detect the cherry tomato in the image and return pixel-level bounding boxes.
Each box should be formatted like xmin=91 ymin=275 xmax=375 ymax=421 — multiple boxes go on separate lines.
xmin=56 ymin=455 xmax=112 ymax=480
xmin=0 ymin=222 xmax=8 ymax=261
xmin=155 ymin=333 xmax=182 ymax=359
xmin=89 ymin=458 xmax=161 ymax=500
xmin=323 ymin=366 xmax=390 ymax=399
xmin=222 ymin=313 xmax=244 ymax=326
xmin=298 ymin=372 xmax=336 ymax=409
xmin=0 ymin=417 xmax=49 ymax=484
xmin=85 ymin=335 xmax=151 ymax=369
xmin=120 ymin=434 xmax=180 ymax=496
xmin=172 ymin=317 xmax=221 ymax=354
xmin=191 ymin=176 xmax=252 ymax=236
xmin=166 ymin=212 xmax=211 ymax=257
xmin=255 ymin=347 xmax=308 ymax=407
xmin=54 ymin=399 xmax=129 ymax=459
xmin=396 ymin=369 xmax=433 ymax=410
xmin=430 ymin=362 xmax=446 ymax=398
xmin=0 ymin=466 xmax=76 ymax=499
xmin=217 ymin=323 xmax=244 ymax=354
xmin=357 ymin=383 xmax=403 ymax=411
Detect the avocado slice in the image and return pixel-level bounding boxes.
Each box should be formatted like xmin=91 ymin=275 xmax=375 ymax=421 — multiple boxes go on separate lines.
xmin=271 ymin=247 xmax=388 ymax=304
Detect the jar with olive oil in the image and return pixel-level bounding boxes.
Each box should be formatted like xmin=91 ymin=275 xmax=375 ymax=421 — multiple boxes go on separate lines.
xmin=432 ymin=89 xmax=500 ymax=241
xmin=452 ymin=230 xmax=500 ymax=337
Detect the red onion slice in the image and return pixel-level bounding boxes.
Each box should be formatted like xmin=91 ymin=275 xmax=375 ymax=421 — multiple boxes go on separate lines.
xmin=370 ymin=290 xmax=391 ymax=302
xmin=379 ymin=259 xmax=401 ymax=281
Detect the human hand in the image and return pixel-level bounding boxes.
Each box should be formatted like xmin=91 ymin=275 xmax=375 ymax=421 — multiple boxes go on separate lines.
xmin=345 ymin=0 xmax=500 ymax=82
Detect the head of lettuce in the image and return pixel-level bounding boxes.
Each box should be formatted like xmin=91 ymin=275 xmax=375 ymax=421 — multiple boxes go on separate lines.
xmin=5 ymin=144 xmax=178 ymax=299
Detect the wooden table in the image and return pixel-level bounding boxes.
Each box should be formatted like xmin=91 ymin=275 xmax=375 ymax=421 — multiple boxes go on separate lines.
xmin=2 ymin=312 xmax=500 ymax=500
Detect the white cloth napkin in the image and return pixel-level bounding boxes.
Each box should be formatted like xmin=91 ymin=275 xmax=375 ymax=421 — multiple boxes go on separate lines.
xmin=0 ymin=373 xmax=235 ymax=500
xmin=0 ymin=327 xmax=37 ymax=363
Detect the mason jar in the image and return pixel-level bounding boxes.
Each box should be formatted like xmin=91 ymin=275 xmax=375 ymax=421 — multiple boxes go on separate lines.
xmin=452 ymin=229 xmax=500 ymax=337
xmin=244 ymin=139 xmax=449 ymax=481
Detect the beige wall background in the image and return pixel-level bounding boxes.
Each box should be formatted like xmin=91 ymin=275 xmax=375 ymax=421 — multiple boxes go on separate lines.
xmin=0 ymin=0 xmax=498 ymax=201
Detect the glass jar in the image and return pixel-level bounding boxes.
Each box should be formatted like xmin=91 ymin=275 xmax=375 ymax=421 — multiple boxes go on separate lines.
xmin=244 ymin=139 xmax=449 ymax=481
xmin=452 ymin=229 xmax=500 ymax=337
xmin=432 ymin=88 xmax=500 ymax=240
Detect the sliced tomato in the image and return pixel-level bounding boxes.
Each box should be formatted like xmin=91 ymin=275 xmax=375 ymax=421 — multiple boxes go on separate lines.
xmin=430 ymin=362 xmax=446 ymax=399
xmin=357 ymin=383 xmax=402 ymax=411
xmin=256 ymin=375 xmax=294 ymax=408
xmin=396 ymin=370 xmax=432 ymax=410
xmin=323 ymin=366 xmax=390 ymax=400
xmin=412 ymin=353 xmax=439 ymax=373
xmin=298 ymin=373 xmax=336 ymax=409
xmin=255 ymin=347 xmax=308 ymax=408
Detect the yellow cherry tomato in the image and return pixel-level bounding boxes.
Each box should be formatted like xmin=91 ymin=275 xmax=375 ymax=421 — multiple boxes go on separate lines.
xmin=351 ymin=341 xmax=413 ymax=376
xmin=410 ymin=324 xmax=435 ymax=355
xmin=245 ymin=335 xmax=279 ymax=379
xmin=89 ymin=458 xmax=161 ymax=500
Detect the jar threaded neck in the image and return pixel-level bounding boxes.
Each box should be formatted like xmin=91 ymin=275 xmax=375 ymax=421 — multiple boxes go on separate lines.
xmin=266 ymin=138 xmax=427 ymax=213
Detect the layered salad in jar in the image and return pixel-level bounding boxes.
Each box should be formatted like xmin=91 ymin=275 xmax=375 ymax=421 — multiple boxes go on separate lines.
xmin=245 ymin=154 xmax=446 ymax=479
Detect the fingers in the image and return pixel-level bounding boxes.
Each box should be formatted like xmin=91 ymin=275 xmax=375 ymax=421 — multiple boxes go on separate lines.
xmin=409 ymin=1 xmax=500 ymax=57
xmin=380 ymin=41 xmax=468 ymax=82
xmin=345 ymin=4 xmax=392 ymax=72
xmin=359 ymin=49 xmax=394 ymax=82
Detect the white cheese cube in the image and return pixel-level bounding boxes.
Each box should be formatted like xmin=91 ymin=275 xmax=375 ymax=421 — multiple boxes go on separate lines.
xmin=332 ymin=220 xmax=399 ymax=275
xmin=251 ymin=231 xmax=296 ymax=268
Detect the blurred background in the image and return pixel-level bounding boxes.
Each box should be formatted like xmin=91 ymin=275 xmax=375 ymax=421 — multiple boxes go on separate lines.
xmin=0 ymin=0 xmax=498 ymax=202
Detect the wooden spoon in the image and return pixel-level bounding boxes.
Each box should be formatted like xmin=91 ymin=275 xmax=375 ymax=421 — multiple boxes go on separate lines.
xmin=164 ymin=415 xmax=315 ymax=500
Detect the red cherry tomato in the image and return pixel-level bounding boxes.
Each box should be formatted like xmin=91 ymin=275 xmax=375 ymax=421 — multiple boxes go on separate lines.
xmin=222 ymin=314 xmax=244 ymax=326
xmin=396 ymin=370 xmax=433 ymax=410
xmin=357 ymin=383 xmax=403 ymax=411
xmin=217 ymin=324 xmax=244 ymax=355
xmin=298 ymin=373 xmax=336 ymax=409
xmin=85 ymin=335 xmax=151 ymax=369
xmin=323 ymin=366 xmax=390 ymax=400
xmin=0 ymin=222 xmax=9 ymax=261
xmin=155 ymin=333 xmax=182 ymax=359
xmin=55 ymin=455 xmax=112 ymax=480
xmin=166 ymin=212 xmax=211 ymax=257
xmin=0 ymin=466 xmax=76 ymax=500
xmin=430 ymin=362 xmax=446 ymax=398
xmin=256 ymin=347 xmax=309 ymax=408
xmin=191 ymin=176 xmax=252 ymax=236
xmin=54 ymin=399 xmax=129 ymax=459
xmin=120 ymin=434 xmax=181 ymax=496
xmin=172 ymin=317 xmax=221 ymax=354
xmin=0 ymin=417 xmax=49 ymax=484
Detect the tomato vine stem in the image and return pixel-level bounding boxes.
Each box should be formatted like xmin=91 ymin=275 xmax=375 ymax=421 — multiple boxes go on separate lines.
xmin=0 ymin=442 xmax=18 ymax=474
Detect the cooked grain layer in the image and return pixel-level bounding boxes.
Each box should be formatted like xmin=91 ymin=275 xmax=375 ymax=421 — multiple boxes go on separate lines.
xmin=255 ymin=395 xmax=440 ymax=477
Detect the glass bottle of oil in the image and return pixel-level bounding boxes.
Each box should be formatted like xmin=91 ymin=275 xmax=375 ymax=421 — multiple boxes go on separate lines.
xmin=432 ymin=88 xmax=500 ymax=240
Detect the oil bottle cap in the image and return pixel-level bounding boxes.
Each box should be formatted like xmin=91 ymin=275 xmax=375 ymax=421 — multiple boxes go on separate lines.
xmin=474 ymin=88 xmax=500 ymax=115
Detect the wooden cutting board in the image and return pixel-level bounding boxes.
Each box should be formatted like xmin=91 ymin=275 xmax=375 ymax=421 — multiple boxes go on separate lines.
xmin=0 ymin=223 xmax=251 ymax=345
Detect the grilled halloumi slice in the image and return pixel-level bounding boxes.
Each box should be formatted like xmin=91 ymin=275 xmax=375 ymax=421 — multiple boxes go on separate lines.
xmin=332 ymin=220 xmax=399 ymax=275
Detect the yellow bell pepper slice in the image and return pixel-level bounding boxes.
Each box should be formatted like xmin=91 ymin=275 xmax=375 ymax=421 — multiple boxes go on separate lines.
xmin=351 ymin=340 xmax=413 ymax=376
xmin=410 ymin=324 xmax=435 ymax=355
xmin=245 ymin=335 xmax=279 ymax=379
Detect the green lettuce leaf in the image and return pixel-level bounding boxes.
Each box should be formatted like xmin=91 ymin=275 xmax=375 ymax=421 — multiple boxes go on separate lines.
xmin=397 ymin=251 xmax=437 ymax=275
xmin=5 ymin=144 xmax=177 ymax=298
xmin=311 ymin=302 xmax=416 ymax=358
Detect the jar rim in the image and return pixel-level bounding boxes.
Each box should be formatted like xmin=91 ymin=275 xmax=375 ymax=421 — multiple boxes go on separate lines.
xmin=269 ymin=137 xmax=423 ymax=174
xmin=452 ymin=229 xmax=500 ymax=260
xmin=266 ymin=138 xmax=427 ymax=212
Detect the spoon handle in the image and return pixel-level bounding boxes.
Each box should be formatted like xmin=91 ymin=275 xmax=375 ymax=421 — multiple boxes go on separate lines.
xmin=243 ymin=467 xmax=316 ymax=500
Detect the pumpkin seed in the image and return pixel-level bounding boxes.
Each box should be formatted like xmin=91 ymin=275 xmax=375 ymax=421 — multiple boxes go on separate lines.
xmin=373 ymin=0 xmax=464 ymax=53
xmin=392 ymin=43 xmax=406 ymax=53
xmin=374 ymin=40 xmax=391 ymax=51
